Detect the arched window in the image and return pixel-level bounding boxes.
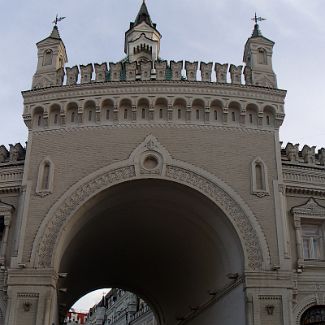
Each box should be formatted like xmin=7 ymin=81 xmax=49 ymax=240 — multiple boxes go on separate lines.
xmin=43 ymin=49 xmax=53 ymax=66
xmin=36 ymin=158 xmax=54 ymax=196
xmin=251 ymin=157 xmax=269 ymax=197
xmin=257 ymin=48 xmax=267 ymax=65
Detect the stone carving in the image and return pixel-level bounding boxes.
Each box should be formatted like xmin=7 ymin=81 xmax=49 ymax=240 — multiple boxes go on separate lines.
xmin=109 ymin=63 xmax=122 ymax=82
xmin=200 ymin=62 xmax=213 ymax=82
xmin=140 ymin=61 xmax=152 ymax=81
xmin=0 ymin=146 xmax=9 ymax=163
xmin=215 ymin=63 xmax=228 ymax=83
xmin=125 ymin=62 xmax=137 ymax=81
xmin=80 ymin=64 xmax=93 ymax=84
xmin=185 ymin=61 xmax=198 ymax=81
xmin=66 ymin=66 xmax=79 ymax=86
xmin=55 ymin=67 xmax=65 ymax=86
xmin=170 ymin=61 xmax=183 ymax=81
xmin=229 ymin=64 xmax=243 ymax=85
xmin=285 ymin=143 xmax=299 ymax=162
xmin=291 ymin=198 xmax=325 ymax=217
xmin=94 ymin=63 xmax=108 ymax=83
xmin=23 ymin=301 xmax=32 ymax=312
xmin=37 ymin=162 xmax=264 ymax=271
xmin=244 ymin=66 xmax=252 ymax=85
xmin=319 ymin=148 xmax=325 ymax=166
xmin=302 ymin=145 xmax=316 ymax=164
xmin=155 ymin=61 xmax=167 ymax=81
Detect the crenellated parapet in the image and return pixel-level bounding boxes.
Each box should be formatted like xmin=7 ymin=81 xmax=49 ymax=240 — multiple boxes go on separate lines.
xmin=34 ymin=60 xmax=281 ymax=88
xmin=282 ymin=143 xmax=325 ymax=167
xmin=0 ymin=143 xmax=25 ymax=193
xmin=0 ymin=144 xmax=26 ymax=164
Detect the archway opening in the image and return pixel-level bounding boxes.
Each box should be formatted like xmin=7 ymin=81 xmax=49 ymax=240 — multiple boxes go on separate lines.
xmin=57 ymin=179 xmax=246 ymax=325
xmin=301 ymin=305 xmax=325 ymax=325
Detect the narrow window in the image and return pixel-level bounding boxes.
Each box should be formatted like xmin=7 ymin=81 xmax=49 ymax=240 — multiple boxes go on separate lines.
xmin=231 ymin=111 xmax=236 ymax=122
xmin=214 ymin=111 xmax=218 ymax=120
xmin=249 ymin=114 xmax=253 ymax=123
xmin=71 ymin=112 xmax=75 ymax=123
xmin=106 ymin=109 xmax=110 ymax=120
xmin=196 ymin=110 xmax=199 ymax=120
xmin=302 ymin=224 xmax=322 ymax=260
xmin=42 ymin=162 xmax=50 ymax=190
xmin=88 ymin=110 xmax=93 ymax=121
xmin=54 ymin=114 xmax=58 ymax=124
xmin=124 ymin=109 xmax=128 ymax=119
xmin=255 ymin=163 xmax=263 ymax=190
xmin=178 ymin=109 xmax=181 ymax=119
xmin=37 ymin=115 xmax=42 ymax=126
xmin=159 ymin=109 xmax=163 ymax=119
xmin=266 ymin=115 xmax=270 ymax=125
xmin=142 ymin=108 xmax=146 ymax=119
xmin=43 ymin=49 xmax=53 ymax=66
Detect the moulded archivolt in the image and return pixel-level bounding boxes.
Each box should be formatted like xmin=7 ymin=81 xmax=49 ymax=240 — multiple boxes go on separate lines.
xmin=34 ymin=135 xmax=269 ymax=271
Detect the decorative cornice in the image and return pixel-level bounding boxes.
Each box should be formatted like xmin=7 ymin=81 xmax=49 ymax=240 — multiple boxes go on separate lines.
xmin=285 ymin=185 xmax=325 ymax=198
xmin=22 ymin=80 xmax=287 ymax=106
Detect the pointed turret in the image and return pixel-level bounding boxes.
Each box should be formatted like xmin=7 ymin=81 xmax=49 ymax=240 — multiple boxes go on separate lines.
xmin=32 ymin=25 xmax=68 ymax=89
xmin=125 ymin=1 xmax=161 ymax=63
xmin=243 ymin=15 xmax=277 ymax=88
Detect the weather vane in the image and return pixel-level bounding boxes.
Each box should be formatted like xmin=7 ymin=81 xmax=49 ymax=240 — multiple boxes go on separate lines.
xmin=251 ymin=13 xmax=266 ymax=24
xmin=52 ymin=14 xmax=66 ymax=26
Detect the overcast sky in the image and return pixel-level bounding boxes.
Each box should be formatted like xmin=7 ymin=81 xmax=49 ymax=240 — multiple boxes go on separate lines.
xmin=0 ymin=0 xmax=324 ymax=149
xmin=1 ymin=0 xmax=324 ymax=312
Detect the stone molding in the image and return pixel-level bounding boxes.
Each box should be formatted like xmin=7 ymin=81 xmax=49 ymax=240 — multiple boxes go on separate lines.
xmin=293 ymin=295 xmax=318 ymax=325
xmin=22 ymin=81 xmax=287 ymax=106
xmin=32 ymin=135 xmax=270 ymax=271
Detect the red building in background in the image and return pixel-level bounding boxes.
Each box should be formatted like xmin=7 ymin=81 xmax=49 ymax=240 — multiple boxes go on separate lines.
xmin=64 ymin=310 xmax=88 ymax=324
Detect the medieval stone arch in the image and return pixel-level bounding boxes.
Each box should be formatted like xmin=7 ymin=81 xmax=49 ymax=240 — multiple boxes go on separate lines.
xmin=31 ymin=134 xmax=270 ymax=271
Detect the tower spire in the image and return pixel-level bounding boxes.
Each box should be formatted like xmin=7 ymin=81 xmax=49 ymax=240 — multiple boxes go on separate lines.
xmin=134 ymin=0 xmax=153 ymax=27
xmin=251 ymin=13 xmax=266 ymax=37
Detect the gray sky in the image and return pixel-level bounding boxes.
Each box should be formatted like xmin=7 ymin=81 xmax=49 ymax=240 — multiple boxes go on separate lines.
xmin=1 ymin=0 xmax=324 ymax=149
xmin=1 ymin=0 xmax=324 ymax=311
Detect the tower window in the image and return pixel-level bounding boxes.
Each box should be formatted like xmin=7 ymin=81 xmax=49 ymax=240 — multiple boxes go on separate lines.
xmin=266 ymin=115 xmax=270 ymax=125
xmin=43 ymin=49 xmax=53 ymax=66
xmin=42 ymin=162 xmax=50 ymax=190
xmin=257 ymin=48 xmax=267 ymax=65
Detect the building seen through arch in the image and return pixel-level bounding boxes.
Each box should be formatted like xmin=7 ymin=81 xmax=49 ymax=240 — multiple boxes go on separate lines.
xmin=0 ymin=2 xmax=325 ymax=325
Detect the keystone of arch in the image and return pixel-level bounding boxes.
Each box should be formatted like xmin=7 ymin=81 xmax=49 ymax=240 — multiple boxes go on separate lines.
xmin=33 ymin=134 xmax=270 ymax=271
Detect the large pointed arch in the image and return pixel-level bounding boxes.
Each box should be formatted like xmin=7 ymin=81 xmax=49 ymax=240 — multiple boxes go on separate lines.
xmin=32 ymin=135 xmax=270 ymax=271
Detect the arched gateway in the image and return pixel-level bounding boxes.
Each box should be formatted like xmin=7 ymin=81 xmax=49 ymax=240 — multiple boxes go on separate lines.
xmin=3 ymin=2 xmax=325 ymax=325
xmin=29 ymin=135 xmax=269 ymax=324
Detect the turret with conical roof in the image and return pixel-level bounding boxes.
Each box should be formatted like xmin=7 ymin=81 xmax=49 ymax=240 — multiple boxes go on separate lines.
xmin=32 ymin=25 xmax=68 ymax=89
xmin=243 ymin=15 xmax=277 ymax=88
xmin=124 ymin=1 xmax=161 ymax=63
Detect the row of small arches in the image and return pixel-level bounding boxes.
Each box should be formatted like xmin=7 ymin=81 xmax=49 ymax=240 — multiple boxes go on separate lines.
xmin=32 ymin=98 xmax=277 ymax=128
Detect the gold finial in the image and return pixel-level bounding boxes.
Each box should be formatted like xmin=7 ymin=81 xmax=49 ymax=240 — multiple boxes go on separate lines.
xmin=52 ymin=14 xmax=66 ymax=26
